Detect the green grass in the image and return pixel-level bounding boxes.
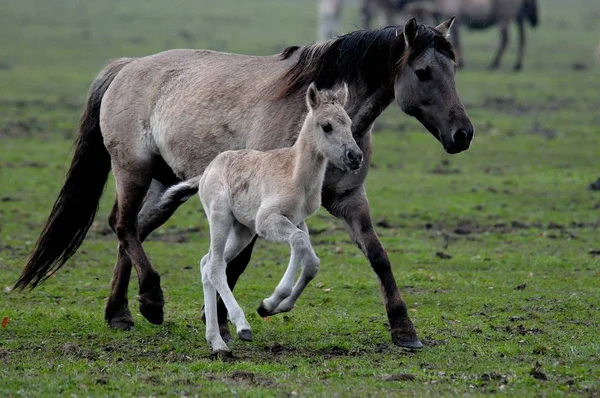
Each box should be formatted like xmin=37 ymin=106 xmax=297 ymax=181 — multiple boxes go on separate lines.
xmin=1 ymin=0 xmax=600 ymax=396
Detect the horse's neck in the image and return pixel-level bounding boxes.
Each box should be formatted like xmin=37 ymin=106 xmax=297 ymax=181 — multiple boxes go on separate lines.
xmin=292 ymin=120 xmax=327 ymax=190
xmin=347 ymin=85 xmax=395 ymax=141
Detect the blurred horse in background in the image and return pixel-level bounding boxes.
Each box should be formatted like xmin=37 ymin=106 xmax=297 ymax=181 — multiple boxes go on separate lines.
xmin=318 ymin=0 xmax=539 ymax=70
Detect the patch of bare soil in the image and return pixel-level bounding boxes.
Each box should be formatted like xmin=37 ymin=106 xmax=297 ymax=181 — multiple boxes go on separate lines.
xmin=385 ymin=373 xmax=416 ymax=381
xmin=205 ymin=370 xmax=274 ymax=387
xmin=530 ymin=362 xmax=548 ymax=381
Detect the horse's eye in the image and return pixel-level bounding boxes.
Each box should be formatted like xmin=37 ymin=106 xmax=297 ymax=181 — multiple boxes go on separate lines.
xmin=321 ymin=122 xmax=333 ymax=133
xmin=415 ymin=67 xmax=432 ymax=82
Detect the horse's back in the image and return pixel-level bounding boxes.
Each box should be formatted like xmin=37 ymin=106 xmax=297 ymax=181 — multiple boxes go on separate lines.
xmin=99 ymin=48 xmax=295 ymax=181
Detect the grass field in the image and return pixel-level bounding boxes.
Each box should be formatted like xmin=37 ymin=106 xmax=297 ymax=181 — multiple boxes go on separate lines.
xmin=1 ymin=0 xmax=600 ymax=396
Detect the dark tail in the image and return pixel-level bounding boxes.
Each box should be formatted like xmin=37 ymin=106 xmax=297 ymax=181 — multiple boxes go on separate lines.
xmin=15 ymin=58 xmax=134 ymax=290
xmin=521 ymin=0 xmax=539 ymax=27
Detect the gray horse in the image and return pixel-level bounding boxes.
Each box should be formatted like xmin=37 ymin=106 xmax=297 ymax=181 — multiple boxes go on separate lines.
xmin=16 ymin=18 xmax=473 ymax=350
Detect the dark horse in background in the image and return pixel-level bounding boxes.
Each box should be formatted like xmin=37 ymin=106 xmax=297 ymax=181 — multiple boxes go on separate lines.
xmin=322 ymin=0 xmax=539 ymax=70
xmin=15 ymin=18 xmax=473 ymax=350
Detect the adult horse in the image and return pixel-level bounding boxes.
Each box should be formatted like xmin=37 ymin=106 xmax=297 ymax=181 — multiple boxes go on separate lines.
xmin=15 ymin=18 xmax=473 ymax=349
xmin=357 ymin=0 xmax=539 ymax=70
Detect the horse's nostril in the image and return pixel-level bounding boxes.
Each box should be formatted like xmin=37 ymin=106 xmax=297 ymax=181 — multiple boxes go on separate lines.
xmin=454 ymin=129 xmax=469 ymax=144
xmin=347 ymin=150 xmax=360 ymax=162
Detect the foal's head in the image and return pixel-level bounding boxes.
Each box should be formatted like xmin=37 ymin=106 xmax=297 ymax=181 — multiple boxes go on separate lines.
xmin=305 ymin=82 xmax=362 ymax=171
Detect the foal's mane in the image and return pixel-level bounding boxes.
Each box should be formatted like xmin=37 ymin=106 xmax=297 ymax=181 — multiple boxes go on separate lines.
xmin=275 ymin=24 xmax=455 ymax=99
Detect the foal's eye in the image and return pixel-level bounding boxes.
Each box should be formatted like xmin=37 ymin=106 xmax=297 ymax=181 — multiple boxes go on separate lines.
xmin=321 ymin=122 xmax=333 ymax=133
xmin=415 ymin=67 xmax=432 ymax=82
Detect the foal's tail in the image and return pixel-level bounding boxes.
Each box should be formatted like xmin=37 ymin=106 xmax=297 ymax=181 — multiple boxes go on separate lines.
xmin=521 ymin=0 xmax=539 ymax=28
xmin=15 ymin=58 xmax=134 ymax=290
xmin=159 ymin=177 xmax=201 ymax=210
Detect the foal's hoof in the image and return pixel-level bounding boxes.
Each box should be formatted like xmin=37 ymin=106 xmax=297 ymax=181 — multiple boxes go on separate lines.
xmin=257 ymin=302 xmax=272 ymax=318
xmin=139 ymin=290 xmax=165 ymax=325
xmin=210 ymin=349 xmax=233 ymax=360
xmin=237 ymin=329 xmax=253 ymax=342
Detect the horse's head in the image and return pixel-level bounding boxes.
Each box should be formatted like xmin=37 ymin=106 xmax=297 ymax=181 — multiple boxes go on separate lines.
xmin=394 ymin=17 xmax=474 ymax=154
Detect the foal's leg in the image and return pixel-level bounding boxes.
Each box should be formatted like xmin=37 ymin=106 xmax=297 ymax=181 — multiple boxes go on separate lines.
xmin=201 ymin=253 xmax=229 ymax=355
xmin=106 ymin=179 xmax=186 ymax=329
xmin=204 ymin=207 xmax=252 ymax=342
xmin=489 ymin=22 xmax=510 ymax=69
xmin=112 ymin=164 xmax=165 ymax=325
xmin=270 ymin=222 xmax=321 ymax=315
xmin=513 ymin=17 xmax=526 ymax=71
xmin=255 ymin=214 xmax=316 ymax=316
xmin=212 ymin=236 xmax=258 ymax=342
xmin=323 ymin=186 xmax=422 ymax=349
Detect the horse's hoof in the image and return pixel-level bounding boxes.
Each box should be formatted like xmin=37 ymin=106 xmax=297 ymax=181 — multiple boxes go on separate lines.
xmin=513 ymin=63 xmax=523 ymax=72
xmin=398 ymin=338 xmax=423 ymax=349
xmin=210 ymin=349 xmax=233 ymax=360
xmin=108 ymin=318 xmax=135 ymax=331
xmin=488 ymin=63 xmax=500 ymax=70
xmin=256 ymin=302 xmax=271 ymax=318
xmin=139 ymin=291 xmax=164 ymax=325
xmin=237 ymin=329 xmax=253 ymax=342
xmin=391 ymin=323 xmax=423 ymax=349
xmin=105 ymin=300 xmax=135 ymax=330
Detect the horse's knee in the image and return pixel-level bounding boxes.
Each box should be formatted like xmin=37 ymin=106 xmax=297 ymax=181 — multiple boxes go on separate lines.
xmin=291 ymin=231 xmax=311 ymax=252
xmin=303 ymin=255 xmax=320 ymax=280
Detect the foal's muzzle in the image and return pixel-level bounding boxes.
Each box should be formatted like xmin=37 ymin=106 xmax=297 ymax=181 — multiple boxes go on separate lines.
xmin=344 ymin=149 xmax=363 ymax=170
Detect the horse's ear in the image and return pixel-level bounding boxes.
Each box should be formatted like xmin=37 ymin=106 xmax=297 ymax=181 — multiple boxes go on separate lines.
xmin=336 ymin=82 xmax=349 ymax=107
xmin=404 ymin=17 xmax=418 ymax=48
xmin=306 ymin=82 xmax=320 ymax=109
xmin=435 ymin=16 xmax=455 ymax=39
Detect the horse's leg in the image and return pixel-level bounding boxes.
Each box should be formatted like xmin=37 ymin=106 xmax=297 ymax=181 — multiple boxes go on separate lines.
xmin=255 ymin=214 xmax=316 ymax=316
xmin=324 ymin=187 xmax=422 ymax=349
xmin=489 ymin=22 xmax=509 ymax=69
xmin=105 ymin=200 xmax=135 ymax=330
xmin=318 ymin=0 xmax=343 ymax=41
xmin=513 ymin=17 xmax=526 ymax=71
xmin=451 ymin=22 xmax=465 ymax=68
xmin=106 ymin=179 xmax=185 ymax=329
xmin=359 ymin=0 xmax=373 ymax=29
xmin=212 ymin=235 xmax=258 ymax=342
xmin=112 ymin=164 xmax=165 ymax=325
xmin=201 ymin=253 xmax=229 ymax=355
xmin=269 ymin=221 xmax=320 ymax=315
xmin=204 ymin=207 xmax=252 ymax=343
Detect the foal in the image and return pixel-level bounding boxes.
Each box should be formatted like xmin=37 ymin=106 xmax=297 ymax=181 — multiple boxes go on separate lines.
xmin=164 ymin=83 xmax=362 ymax=354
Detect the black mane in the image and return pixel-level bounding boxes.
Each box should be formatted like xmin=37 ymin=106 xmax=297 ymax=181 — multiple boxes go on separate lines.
xmin=276 ymin=24 xmax=455 ymax=99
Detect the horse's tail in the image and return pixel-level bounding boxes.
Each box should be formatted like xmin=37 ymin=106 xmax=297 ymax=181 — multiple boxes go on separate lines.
xmin=15 ymin=57 xmax=134 ymax=290
xmin=521 ymin=0 xmax=539 ymax=28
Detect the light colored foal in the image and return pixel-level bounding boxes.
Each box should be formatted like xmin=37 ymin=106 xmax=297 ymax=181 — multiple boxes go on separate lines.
xmin=164 ymin=82 xmax=362 ymax=355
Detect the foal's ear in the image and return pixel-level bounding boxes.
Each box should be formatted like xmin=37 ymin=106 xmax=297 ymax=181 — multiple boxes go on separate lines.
xmin=336 ymin=82 xmax=349 ymax=107
xmin=435 ymin=16 xmax=455 ymax=39
xmin=306 ymin=82 xmax=320 ymax=110
xmin=404 ymin=17 xmax=418 ymax=48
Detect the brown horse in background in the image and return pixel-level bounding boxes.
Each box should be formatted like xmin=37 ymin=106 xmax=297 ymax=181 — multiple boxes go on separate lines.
xmin=350 ymin=0 xmax=539 ymax=70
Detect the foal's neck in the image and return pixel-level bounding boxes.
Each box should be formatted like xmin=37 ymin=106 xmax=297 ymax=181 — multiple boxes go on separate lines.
xmin=292 ymin=116 xmax=326 ymax=190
